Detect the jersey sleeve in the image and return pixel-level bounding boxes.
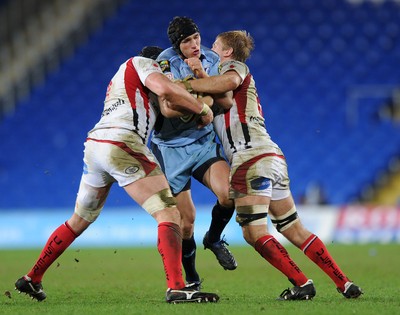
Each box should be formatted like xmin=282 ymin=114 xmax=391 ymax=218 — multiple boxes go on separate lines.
xmin=219 ymin=60 xmax=248 ymax=84
xmin=132 ymin=56 xmax=163 ymax=85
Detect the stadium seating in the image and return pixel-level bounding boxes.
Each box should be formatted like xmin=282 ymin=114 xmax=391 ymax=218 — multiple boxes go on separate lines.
xmin=0 ymin=0 xmax=399 ymax=208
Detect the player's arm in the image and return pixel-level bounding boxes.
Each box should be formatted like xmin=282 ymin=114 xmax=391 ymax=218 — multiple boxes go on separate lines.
xmin=157 ymin=98 xmax=184 ymax=118
xmin=158 ymin=96 xmax=214 ymax=129
xmin=145 ymin=72 xmax=206 ymax=114
xmin=158 ymin=94 xmax=213 ymax=117
xmin=145 ymin=72 xmax=213 ymax=125
xmin=188 ymin=70 xmax=241 ymax=94
xmin=212 ymin=91 xmax=233 ymax=110
xmin=180 ymin=71 xmax=239 ymax=110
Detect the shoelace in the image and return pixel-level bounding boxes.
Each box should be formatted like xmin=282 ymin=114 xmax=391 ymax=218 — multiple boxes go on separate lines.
xmin=185 ymin=279 xmax=204 ymax=290
xmin=218 ymin=235 xmax=230 ymax=247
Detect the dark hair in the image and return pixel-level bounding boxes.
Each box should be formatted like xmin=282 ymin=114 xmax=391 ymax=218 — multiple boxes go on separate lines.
xmin=167 ymin=16 xmax=200 ymax=54
xmin=138 ymin=46 xmax=164 ymax=59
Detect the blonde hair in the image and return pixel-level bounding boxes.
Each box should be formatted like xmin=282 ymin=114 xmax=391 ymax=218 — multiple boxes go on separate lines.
xmin=217 ymin=30 xmax=254 ymax=62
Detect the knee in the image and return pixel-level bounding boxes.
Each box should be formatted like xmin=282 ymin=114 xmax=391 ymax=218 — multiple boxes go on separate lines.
xmin=217 ymin=190 xmax=235 ymax=208
xmin=181 ymin=220 xmax=194 ymax=238
xmin=242 ymin=226 xmax=262 ymax=247
xmin=168 ymin=207 xmax=182 ymax=222
xmin=75 ymin=185 xmax=107 ymax=223
xmin=218 ymin=196 xmax=234 ymax=209
xmin=152 ymin=206 xmax=181 ymax=226
xmin=180 ymin=211 xmax=195 ymax=238
xmin=181 ymin=210 xmax=195 ymax=226
xmin=269 ymin=206 xmax=300 ymax=233
xmin=243 ymin=232 xmax=255 ymax=247
xmin=67 ymin=213 xmax=91 ymax=235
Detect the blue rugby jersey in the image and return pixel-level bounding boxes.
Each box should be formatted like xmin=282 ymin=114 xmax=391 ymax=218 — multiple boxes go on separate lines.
xmin=152 ymin=46 xmax=220 ymax=147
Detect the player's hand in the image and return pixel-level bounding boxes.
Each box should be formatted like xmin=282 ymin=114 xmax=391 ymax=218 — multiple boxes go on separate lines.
xmin=185 ymin=57 xmax=207 ymax=78
xmin=197 ymin=105 xmax=213 ymax=128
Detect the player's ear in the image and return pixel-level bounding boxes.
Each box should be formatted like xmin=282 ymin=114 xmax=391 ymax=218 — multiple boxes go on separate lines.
xmin=225 ymin=47 xmax=233 ymax=58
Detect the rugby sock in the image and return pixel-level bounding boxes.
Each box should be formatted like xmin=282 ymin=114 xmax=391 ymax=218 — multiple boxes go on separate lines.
xmin=157 ymin=222 xmax=186 ymax=289
xmin=27 ymin=221 xmax=77 ymax=283
xmin=207 ymin=201 xmax=235 ymax=243
xmin=301 ymin=234 xmax=349 ymax=291
xmin=255 ymin=235 xmax=309 ymax=286
xmin=181 ymin=235 xmax=200 ymax=283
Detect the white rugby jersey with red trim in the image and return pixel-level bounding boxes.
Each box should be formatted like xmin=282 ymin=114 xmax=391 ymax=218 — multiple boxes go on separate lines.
xmin=89 ymin=56 xmax=161 ymax=144
xmin=214 ymin=60 xmax=273 ymax=163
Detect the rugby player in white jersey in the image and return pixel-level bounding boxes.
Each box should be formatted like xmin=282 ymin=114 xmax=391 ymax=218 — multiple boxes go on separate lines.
xmin=184 ymin=31 xmax=363 ymax=300
xmin=14 ymin=46 xmax=219 ymax=304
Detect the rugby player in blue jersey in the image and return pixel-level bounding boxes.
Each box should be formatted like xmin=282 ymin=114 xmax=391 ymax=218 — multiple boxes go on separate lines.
xmin=151 ymin=17 xmax=237 ymax=289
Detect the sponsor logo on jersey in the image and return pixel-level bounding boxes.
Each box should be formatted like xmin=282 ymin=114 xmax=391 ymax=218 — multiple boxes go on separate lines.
xmin=250 ymin=177 xmax=271 ymax=190
xmin=249 ymin=116 xmax=265 ymax=127
xmin=125 ymin=165 xmax=140 ymax=174
xmin=159 ymin=60 xmax=170 ymax=73
xmin=102 ymin=98 xmax=125 ymax=117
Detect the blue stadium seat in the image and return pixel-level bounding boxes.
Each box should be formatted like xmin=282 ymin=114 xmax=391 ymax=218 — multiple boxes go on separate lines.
xmin=1 ymin=0 xmax=400 ymax=208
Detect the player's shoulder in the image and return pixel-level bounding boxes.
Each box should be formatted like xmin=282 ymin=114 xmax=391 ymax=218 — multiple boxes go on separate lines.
xmin=132 ymin=56 xmax=161 ymax=70
xmin=157 ymin=48 xmax=184 ymax=66
xmin=132 ymin=55 xmax=157 ymax=64
xmin=221 ymin=59 xmax=246 ymax=68
xmin=220 ymin=60 xmax=248 ymax=74
xmin=200 ymin=45 xmax=219 ymax=64
xmin=156 ymin=47 xmax=177 ymax=61
xmin=157 ymin=47 xmax=184 ymax=72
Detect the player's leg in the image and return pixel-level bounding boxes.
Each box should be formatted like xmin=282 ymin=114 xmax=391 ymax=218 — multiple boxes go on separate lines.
xmin=235 ymin=196 xmax=310 ymax=284
xmin=15 ymin=180 xmax=111 ymax=301
xmin=235 ymin=195 xmax=315 ymax=300
xmin=151 ymin=142 xmax=203 ymax=288
xmin=124 ymin=174 xmax=218 ymax=303
xmin=269 ymin=195 xmax=310 ymax=246
xmin=269 ymin=195 xmax=362 ymax=298
xmin=175 ymin=190 xmax=201 ymax=288
xmin=193 ymin=137 xmax=236 ymax=270
xmin=201 ymin=160 xmax=235 ymax=241
xmin=229 ymin=149 xmax=315 ymax=300
xmin=93 ymin=134 xmax=218 ymax=303
xmin=123 ymin=172 xmax=184 ymax=290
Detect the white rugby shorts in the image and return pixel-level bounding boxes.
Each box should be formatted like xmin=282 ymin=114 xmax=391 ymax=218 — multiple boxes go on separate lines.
xmin=82 ymin=129 xmax=163 ymax=188
xmin=229 ymin=146 xmax=291 ymax=201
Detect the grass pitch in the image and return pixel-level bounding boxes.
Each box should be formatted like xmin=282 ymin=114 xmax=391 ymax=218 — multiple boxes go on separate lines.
xmin=1 ymin=244 xmax=399 ymax=315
